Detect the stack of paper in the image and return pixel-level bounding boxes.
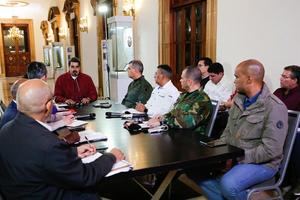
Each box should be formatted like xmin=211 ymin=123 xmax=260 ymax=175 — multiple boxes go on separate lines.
xmin=67 ymin=119 xmax=88 ymax=127
xmin=76 ymin=130 xmax=107 ymax=144
xmin=82 ymin=152 xmax=133 ymax=177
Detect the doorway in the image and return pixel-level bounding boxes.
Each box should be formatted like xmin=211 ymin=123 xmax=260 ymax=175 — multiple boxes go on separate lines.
xmin=0 ymin=18 xmax=35 ymax=77
xmin=1 ymin=24 xmax=30 ymax=77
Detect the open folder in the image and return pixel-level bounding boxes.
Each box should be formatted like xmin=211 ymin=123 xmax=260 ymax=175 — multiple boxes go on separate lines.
xmin=81 ymin=152 xmax=133 ymax=177
xmin=75 ymin=130 xmax=107 ymax=144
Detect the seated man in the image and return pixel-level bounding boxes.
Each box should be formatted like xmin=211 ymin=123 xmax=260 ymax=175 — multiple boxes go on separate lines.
xmin=148 ymin=66 xmax=211 ymax=133
xmin=0 ymin=62 xmax=74 ymax=130
xmin=274 ymin=65 xmax=300 ymax=111
xmin=135 ymin=64 xmax=180 ymax=116
xmin=0 ymin=79 xmax=124 ymax=200
xmin=273 ymin=65 xmax=300 ymax=198
xmin=122 ymin=60 xmax=153 ymax=108
xmin=0 ymin=79 xmax=26 ymax=129
xmin=198 ymin=59 xmax=288 ymax=199
xmin=204 ymin=62 xmax=233 ymax=103
xmin=26 ymin=61 xmax=48 ymax=80
xmin=54 ymin=57 xmax=98 ymax=105
xmin=197 ymin=57 xmax=212 ymax=89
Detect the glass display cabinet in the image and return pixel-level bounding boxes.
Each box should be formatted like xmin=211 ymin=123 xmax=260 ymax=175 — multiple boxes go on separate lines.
xmin=107 ymin=16 xmax=133 ymax=71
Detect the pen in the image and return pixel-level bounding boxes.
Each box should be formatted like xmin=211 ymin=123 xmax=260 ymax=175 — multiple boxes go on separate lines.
xmin=199 ymin=141 xmax=208 ymax=146
xmin=85 ymin=136 xmax=92 ymax=147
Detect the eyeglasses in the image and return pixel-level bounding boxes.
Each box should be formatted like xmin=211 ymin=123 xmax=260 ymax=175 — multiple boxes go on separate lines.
xmin=281 ymin=74 xmax=292 ymax=79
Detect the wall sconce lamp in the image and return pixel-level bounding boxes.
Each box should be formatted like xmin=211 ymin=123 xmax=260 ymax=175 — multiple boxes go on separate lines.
xmin=79 ymin=16 xmax=88 ymax=32
xmin=123 ymin=0 xmax=135 ymax=19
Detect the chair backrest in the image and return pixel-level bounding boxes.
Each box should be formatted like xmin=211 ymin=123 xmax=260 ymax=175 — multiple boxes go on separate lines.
xmin=276 ymin=110 xmax=300 ymax=186
xmin=0 ymin=100 xmax=5 ymax=120
xmin=204 ymin=99 xmax=219 ymax=137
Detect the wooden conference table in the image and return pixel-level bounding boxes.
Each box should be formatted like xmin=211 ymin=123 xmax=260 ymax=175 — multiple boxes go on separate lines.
xmin=68 ymin=100 xmax=244 ymax=199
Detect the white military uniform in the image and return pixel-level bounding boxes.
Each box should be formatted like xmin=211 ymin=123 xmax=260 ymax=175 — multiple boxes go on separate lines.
xmin=204 ymin=78 xmax=233 ymax=102
xmin=145 ymin=80 xmax=180 ymax=116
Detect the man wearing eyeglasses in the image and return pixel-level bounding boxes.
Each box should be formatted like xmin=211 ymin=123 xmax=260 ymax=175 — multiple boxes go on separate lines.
xmin=274 ymin=65 xmax=300 ymax=111
xmin=274 ymin=65 xmax=300 ymax=199
xmin=122 ymin=60 xmax=153 ymax=108
xmin=54 ymin=57 xmax=97 ymax=105
xmin=0 ymin=79 xmax=124 ymax=200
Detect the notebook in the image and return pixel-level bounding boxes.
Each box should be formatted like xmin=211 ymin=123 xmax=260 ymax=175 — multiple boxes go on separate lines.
xmin=82 ymin=152 xmax=133 ymax=177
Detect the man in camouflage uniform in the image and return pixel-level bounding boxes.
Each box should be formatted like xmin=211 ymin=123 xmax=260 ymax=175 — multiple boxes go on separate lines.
xmin=122 ymin=60 xmax=153 ymax=108
xmin=198 ymin=59 xmax=288 ymax=200
xmin=148 ymin=66 xmax=212 ymax=133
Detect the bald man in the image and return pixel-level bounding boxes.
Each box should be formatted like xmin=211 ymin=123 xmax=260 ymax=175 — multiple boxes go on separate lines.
xmin=0 ymin=79 xmax=124 ymax=200
xmin=198 ymin=59 xmax=288 ymax=199
xmin=0 ymin=79 xmax=26 ymax=129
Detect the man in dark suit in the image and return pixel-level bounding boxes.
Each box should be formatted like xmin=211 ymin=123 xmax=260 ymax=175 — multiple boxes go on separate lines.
xmin=0 ymin=79 xmax=26 ymax=129
xmin=0 ymin=79 xmax=124 ymax=200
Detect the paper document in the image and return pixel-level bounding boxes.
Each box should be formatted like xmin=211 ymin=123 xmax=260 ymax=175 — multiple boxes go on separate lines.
xmin=77 ymin=130 xmax=107 ymax=143
xmin=82 ymin=152 xmax=133 ymax=177
xmin=123 ymin=108 xmax=145 ymax=114
xmin=67 ymin=119 xmax=88 ymax=127
xmin=138 ymin=121 xmax=150 ymax=129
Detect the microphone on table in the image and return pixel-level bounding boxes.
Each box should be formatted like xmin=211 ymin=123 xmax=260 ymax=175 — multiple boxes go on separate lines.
xmin=75 ymin=113 xmax=96 ymax=120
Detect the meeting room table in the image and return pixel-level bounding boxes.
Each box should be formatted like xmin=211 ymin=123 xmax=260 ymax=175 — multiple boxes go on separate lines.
xmin=59 ymin=100 xmax=244 ymax=199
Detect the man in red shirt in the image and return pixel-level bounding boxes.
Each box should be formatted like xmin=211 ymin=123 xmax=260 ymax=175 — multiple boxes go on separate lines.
xmin=273 ymin=65 xmax=300 ymax=111
xmin=54 ymin=57 xmax=97 ymax=105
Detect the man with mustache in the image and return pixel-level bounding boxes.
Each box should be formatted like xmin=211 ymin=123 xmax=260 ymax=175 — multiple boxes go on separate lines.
xmin=54 ymin=57 xmax=97 ymax=105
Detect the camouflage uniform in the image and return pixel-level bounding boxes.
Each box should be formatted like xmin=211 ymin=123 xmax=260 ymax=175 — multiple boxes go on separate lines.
xmin=122 ymin=76 xmax=153 ymax=108
xmin=163 ymin=89 xmax=212 ymax=134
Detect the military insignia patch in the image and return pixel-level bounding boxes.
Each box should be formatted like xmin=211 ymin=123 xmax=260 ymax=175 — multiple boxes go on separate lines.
xmin=276 ymin=121 xmax=284 ymax=129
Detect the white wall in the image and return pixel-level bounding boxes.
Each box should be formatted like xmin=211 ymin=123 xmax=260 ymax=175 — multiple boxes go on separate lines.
xmin=79 ymin=0 xmax=99 ymax=88
xmin=217 ymin=0 xmax=300 ymax=91
xmin=133 ymin=0 xmax=159 ymax=86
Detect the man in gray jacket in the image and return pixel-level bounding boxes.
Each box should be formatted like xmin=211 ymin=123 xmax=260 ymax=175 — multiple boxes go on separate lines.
xmin=198 ymin=59 xmax=288 ymax=200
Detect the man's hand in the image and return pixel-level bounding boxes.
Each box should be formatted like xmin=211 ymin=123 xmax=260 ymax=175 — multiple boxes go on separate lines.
xmin=62 ymin=114 xmax=74 ymax=125
xmin=81 ymin=98 xmax=90 ymax=104
xmin=110 ymin=148 xmax=125 ymax=162
xmin=77 ymin=144 xmax=96 ymax=158
xmin=147 ymin=117 xmax=161 ymax=128
xmin=65 ymin=99 xmax=76 ymax=105
xmin=135 ymin=102 xmax=145 ymax=112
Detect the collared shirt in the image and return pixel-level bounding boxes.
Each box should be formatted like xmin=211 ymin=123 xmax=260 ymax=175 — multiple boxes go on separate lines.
xmin=273 ymin=86 xmax=300 ymax=111
xmin=204 ymin=78 xmax=233 ymax=102
xmin=122 ymin=75 xmax=153 ymax=108
xmin=145 ymin=80 xmax=180 ymax=116
xmin=243 ymin=90 xmax=262 ymax=110
xmin=36 ymin=120 xmax=53 ymax=131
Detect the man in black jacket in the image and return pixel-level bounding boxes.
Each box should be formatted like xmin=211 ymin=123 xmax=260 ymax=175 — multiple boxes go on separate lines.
xmin=0 ymin=79 xmax=124 ymax=200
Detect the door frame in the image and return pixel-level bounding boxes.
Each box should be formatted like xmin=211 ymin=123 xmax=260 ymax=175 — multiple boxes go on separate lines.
xmin=0 ymin=18 xmax=35 ymax=77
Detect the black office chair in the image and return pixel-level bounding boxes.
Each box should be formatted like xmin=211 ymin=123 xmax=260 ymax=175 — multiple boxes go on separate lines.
xmin=204 ymin=99 xmax=220 ymax=138
xmin=0 ymin=100 xmax=5 ymax=121
xmin=246 ymin=110 xmax=300 ymax=200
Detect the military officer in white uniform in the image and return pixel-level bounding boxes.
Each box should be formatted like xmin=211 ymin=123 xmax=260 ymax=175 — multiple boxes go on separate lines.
xmin=135 ymin=64 xmax=180 ymax=116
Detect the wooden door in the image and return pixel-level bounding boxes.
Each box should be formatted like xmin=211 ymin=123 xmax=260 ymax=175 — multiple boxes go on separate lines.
xmin=2 ymin=24 xmax=31 ymax=77
xmin=170 ymin=0 xmax=207 ymax=88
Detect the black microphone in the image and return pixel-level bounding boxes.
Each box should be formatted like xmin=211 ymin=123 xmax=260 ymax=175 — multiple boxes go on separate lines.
xmin=75 ymin=113 xmax=96 ymax=120
xmin=105 ymin=112 xmax=122 ymax=118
